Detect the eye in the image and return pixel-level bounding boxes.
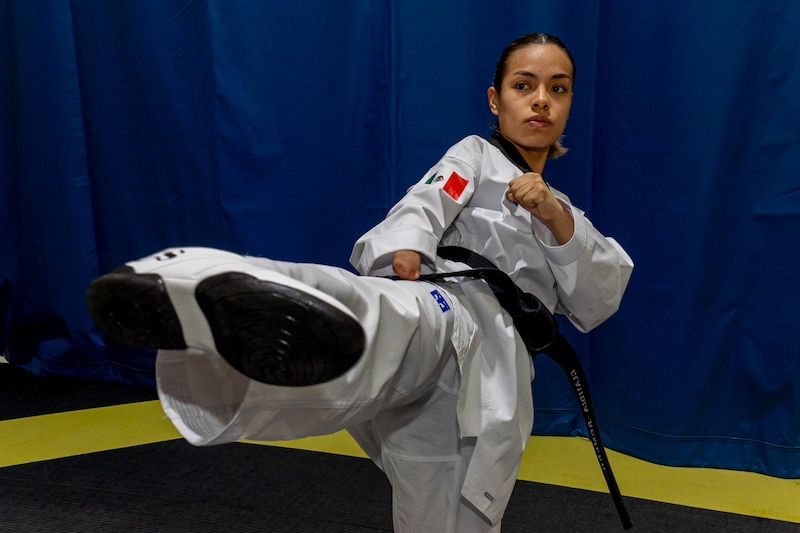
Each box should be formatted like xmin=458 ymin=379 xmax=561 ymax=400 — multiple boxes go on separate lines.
xmin=514 ymin=81 xmax=530 ymax=90
xmin=552 ymin=85 xmax=568 ymax=93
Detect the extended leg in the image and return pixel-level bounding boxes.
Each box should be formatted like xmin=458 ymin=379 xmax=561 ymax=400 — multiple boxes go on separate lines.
xmin=87 ymin=247 xmax=472 ymax=445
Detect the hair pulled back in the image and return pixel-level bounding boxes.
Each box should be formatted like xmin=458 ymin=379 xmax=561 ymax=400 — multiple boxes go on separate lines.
xmin=492 ymin=33 xmax=575 ymax=159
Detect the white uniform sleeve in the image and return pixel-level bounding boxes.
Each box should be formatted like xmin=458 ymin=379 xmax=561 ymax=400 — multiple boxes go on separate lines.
xmin=531 ymin=196 xmax=634 ymax=332
xmin=350 ymin=141 xmax=481 ymax=276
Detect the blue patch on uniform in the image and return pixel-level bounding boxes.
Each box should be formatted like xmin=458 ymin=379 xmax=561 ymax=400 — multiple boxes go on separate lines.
xmin=430 ymin=289 xmax=450 ymax=312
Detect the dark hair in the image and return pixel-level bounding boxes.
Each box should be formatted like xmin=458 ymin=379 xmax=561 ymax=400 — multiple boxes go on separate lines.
xmin=492 ymin=33 xmax=576 ymax=159
xmin=493 ymin=33 xmax=576 ymax=91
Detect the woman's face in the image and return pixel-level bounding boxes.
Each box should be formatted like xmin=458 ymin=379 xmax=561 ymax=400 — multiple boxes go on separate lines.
xmin=488 ymin=44 xmax=574 ymax=168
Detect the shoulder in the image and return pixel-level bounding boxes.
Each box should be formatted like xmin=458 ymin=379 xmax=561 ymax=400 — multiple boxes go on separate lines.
xmin=445 ymin=135 xmax=491 ymax=156
xmin=439 ymin=135 xmax=497 ymax=169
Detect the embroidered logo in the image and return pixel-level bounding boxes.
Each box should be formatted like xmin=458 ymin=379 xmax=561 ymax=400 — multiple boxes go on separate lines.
xmin=443 ymin=171 xmax=468 ymax=200
xmin=424 ymin=171 xmax=445 ymax=184
xmin=430 ymin=290 xmax=451 ymax=313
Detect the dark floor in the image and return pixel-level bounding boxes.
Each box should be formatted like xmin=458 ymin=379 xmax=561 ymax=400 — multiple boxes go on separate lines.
xmin=1 ymin=364 xmax=797 ymax=533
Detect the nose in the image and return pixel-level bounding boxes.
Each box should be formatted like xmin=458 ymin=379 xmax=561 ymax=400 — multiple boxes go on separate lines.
xmin=532 ymin=87 xmax=549 ymax=109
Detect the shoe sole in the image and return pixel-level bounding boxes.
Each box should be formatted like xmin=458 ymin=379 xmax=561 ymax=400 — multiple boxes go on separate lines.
xmin=196 ymin=272 xmax=364 ymax=386
xmin=86 ymin=270 xmax=364 ymax=387
xmin=86 ymin=266 xmax=188 ymax=350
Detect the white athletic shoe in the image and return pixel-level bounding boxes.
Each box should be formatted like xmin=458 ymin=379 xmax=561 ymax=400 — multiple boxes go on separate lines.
xmin=86 ymin=247 xmax=364 ymax=386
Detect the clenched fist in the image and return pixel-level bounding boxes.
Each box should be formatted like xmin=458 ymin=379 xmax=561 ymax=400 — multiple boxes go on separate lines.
xmin=506 ymin=172 xmax=574 ymax=244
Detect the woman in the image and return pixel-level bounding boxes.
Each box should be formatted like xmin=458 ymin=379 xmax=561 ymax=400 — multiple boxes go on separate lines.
xmin=88 ymin=33 xmax=633 ymax=532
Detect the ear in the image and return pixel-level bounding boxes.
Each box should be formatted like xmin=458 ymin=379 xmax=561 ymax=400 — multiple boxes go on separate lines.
xmin=487 ymin=86 xmax=499 ymax=116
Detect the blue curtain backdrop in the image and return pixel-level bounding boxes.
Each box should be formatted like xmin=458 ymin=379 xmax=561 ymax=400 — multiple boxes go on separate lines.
xmin=2 ymin=0 xmax=798 ymax=478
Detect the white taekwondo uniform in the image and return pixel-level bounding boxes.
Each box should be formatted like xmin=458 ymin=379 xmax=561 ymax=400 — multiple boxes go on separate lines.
xmin=153 ymin=133 xmax=633 ymax=532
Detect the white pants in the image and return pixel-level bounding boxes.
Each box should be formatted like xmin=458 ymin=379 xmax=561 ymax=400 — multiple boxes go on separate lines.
xmin=155 ymin=257 xmax=503 ymax=532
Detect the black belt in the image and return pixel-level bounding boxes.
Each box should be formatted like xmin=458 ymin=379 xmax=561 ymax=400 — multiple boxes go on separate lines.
xmin=409 ymin=246 xmax=633 ymax=530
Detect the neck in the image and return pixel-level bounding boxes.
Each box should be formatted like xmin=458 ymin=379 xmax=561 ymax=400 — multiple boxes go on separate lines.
xmin=519 ymin=150 xmax=547 ymax=174
xmin=487 ymin=131 xmax=547 ymax=174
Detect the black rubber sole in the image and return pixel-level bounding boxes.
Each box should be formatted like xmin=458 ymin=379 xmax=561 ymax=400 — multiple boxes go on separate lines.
xmin=196 ymin=272 xmax=364 ymax=387
xmin=86 ymin=266 xmax=187 ymax=350
xmin=86 ymin=269 xmax=364 ymax=387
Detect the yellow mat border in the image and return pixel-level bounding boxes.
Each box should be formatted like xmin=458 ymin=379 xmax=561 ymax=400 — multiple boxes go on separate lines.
xmin=1 ymin=400 xmax=797 ymax=524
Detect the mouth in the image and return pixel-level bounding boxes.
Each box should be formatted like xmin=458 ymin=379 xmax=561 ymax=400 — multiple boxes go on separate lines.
xmin=526 ymin=115 xmax=552 ymax=127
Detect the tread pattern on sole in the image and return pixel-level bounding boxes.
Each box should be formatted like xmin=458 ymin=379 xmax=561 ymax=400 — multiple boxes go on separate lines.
xmin=195 ymin=272 xmax=364 ymax=387
xmin=86 ymin=268 xmax=187 ymax=350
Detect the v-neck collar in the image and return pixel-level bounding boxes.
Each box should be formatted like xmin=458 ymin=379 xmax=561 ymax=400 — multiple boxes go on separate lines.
xmin=487 ymin=131 xmax=532 ymax=174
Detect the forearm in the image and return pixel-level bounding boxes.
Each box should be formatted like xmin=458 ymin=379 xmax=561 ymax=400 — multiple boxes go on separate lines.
xmin=541 ymin=204 xmax=575 ymax=245
xmin=532 ymin=208 xmax=633 ymax=332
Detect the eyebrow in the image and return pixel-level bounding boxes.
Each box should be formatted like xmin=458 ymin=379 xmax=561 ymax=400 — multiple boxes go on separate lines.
xmin=511 ymin=70 xmax=572 ymax=81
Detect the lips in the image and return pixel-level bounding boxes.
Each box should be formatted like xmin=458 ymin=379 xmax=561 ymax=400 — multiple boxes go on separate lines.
xmin=526 ymin=115 xmax=552 ymax=126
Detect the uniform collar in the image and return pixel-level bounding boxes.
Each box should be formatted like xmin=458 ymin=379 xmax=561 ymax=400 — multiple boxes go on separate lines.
xmin=487 ymin=131 xmax=532 ymax=174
